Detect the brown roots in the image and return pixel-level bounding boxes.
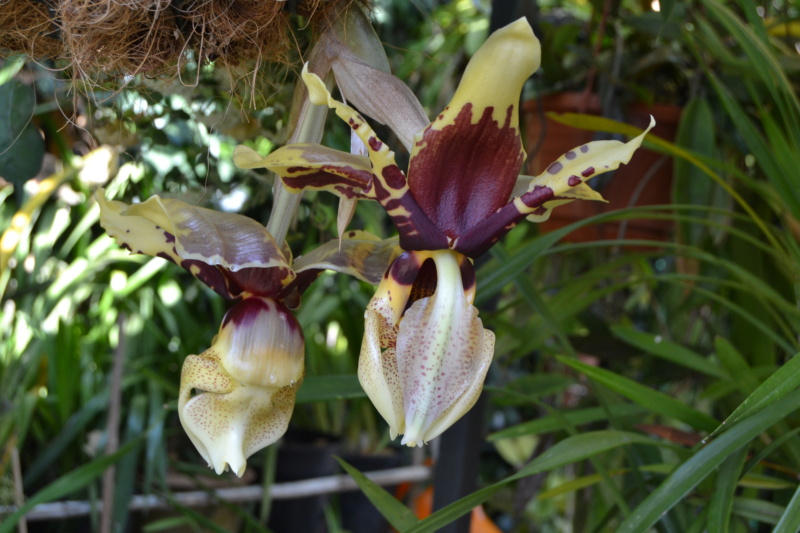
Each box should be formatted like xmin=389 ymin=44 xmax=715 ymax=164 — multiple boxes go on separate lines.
xmin=0 ymin=0 xmax=353 ymax=91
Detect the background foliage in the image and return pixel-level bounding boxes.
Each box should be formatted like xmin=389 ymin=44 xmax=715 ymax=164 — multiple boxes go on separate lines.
xmin=2 ymin=0 xmax=800 ymax=531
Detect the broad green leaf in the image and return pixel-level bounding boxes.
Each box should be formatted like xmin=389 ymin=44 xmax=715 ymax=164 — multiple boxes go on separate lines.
xmin=611 ymin=324 xmax=725 ymax=378
xmin=0 ymin=124 xmax=45 ymax=185
xmin=711 ymin=352 xmax=800 ymax=437
xmin=334 ymin=457 xmax=419 ymax=531
xmin=773 ymin=483 xmax=800 ymax=533
xmin=616 ymin=388 xmax=800 ymax=533
xmin=558 ymin=356 xmax=719 ymax=432
xmin=296 ymin=374 xmax=366 ymax=404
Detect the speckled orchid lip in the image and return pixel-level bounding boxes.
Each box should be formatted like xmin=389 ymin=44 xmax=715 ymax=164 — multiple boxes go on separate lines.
xmin=179 ymin=295 xmax=305 ymax=477
xmin=245 ymin=18 xmax=654 ymax=259
xmin=358 ymin=249 xmax=493 ymax=447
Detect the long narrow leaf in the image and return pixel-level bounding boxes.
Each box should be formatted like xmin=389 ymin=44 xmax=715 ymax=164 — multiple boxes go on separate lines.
xmin=407 ymin=431 xmax=656 ymax=533
xmin=0 ymin=437 xmax=142 ymax=533
xmin=611 ymin=325 xmax=725 ymax=378
xmin=558 ymin=356 xmax=719 ymax=432
xmin=773 ymin=483 xmax=800 ymax=533
xmin=710 ymin=352 xmax=800 ymax=437
xmin=334 ymin=457 xmax=419 ymax=532
xmin=616 ymin=388 xmax=800 ymax=532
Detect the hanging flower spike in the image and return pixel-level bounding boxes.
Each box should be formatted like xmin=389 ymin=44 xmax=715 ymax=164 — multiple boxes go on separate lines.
xmin=96 ymin=190 xmax=401 ymax=474
xmin=246 ymin=18 xmax=654 ymax=445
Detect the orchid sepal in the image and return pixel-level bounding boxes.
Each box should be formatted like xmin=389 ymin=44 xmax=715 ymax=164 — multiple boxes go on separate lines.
xmin=406 ymin=18 xmax=539 ymax=239
xmin=96 ymin=189 xmax=294 ymax=299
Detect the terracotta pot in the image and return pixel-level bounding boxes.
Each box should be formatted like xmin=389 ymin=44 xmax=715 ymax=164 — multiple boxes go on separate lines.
xmin=523 ymin=92 xmax=682 ymax=243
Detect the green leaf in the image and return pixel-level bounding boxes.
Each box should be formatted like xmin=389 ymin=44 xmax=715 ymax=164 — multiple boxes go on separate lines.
xmin=558 ymin=356 xmax=719 ymax=432
xmin=732 ymin=497 xmax=784 ymax=526
xmin=616 ymin=388 xmax=800 ymax=533
xmin=0 ymin=437 xmax=143 ymax=533
xmin=706 ymin=446 xmax=746 ymax=533
xmin=711 ymin=352 xmax=800 ymax=437
xmin=296 ymin=374 xmax=366 ymax=404
xmin=0 ymin=123 xmax=44 ymax=185
xmin=407 ymin=431 xmax=656 ymax=533
xmin=488 ymin=404 xmax=647 ymax=441
xmin=773 ymin=483 xmax=800 ymax=533
xmin=611 ymin=324 xmax=725 ymax=378
xmin=713 ymin=337 xmax=760 ymax=395
xmin=334 ymin=457 xmax=419 ymax=531
xmin=672 ymin=97 xmax=724 ymax=246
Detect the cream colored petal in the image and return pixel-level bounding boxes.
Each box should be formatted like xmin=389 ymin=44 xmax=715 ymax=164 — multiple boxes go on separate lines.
xmin=214 ymin=297 xmax=305 ymax=389
xmin=358 ymin=309 xmax=404 ymax=440
xmin=179 ymin=378 xmax=297 ymax=477
xmin=420 ymin=328 xmax=494 ymax=441
xmin=394 ymin=250 xmax=493 ymax=447
xmin=177 ymin=297 xmax=304 ymax=477
xmin=395 ymin=289 xmax=493 ymax=447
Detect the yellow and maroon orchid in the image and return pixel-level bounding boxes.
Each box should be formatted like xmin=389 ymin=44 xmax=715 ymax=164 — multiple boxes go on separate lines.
xmin=237 ymin=18 xmax=654 ymax=446
xmin=96 ymin=190 xmax=399 ymax=475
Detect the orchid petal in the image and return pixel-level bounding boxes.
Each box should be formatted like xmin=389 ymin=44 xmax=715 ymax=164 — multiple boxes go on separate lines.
xmin=521 ymin=175 xmax=606 ymax=222
xmin=331 ymin=43 xmax=429 ymax=152
xmin=357 ymin=252 xmax=423 ymax=439
xmin=452 ymin=118 xmax=654 ymax=257
xmin=360 ymin=312 xmax=405 ymax=440
xmin=406 ymin=18 xmax=539 ymax=240
xmin=395 ymin=251 xmax=493 ymax=446
xmin=96 ymin=190 xmax=294 ymax=298
xmin=178 ymin=297 xmax=304 ymax=477
xmin=293 ymin=231 xmax=402 ymax=285
xmin=358 ymin=250 xmax=492 ymax=446
xmin=529 ymin=116 xmax=656 ymax=198
xmin=237 ymin=144 xmax=377 ymax=200
xmin=299 ymin=65 xmax=448 ymax=251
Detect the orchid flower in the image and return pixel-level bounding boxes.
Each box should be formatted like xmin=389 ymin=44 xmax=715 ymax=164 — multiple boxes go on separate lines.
xmin=96 ymin=190 xmax=399 ymax=475
xmin=236 ymin=18 xmax=654 ymax=446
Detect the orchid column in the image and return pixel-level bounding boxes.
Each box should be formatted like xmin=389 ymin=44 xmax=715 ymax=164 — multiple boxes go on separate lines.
xmin=246 ymin=18 xmax=654 ymax=446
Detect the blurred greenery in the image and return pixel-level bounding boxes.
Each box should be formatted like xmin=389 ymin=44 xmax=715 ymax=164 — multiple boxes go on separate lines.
xmin=1 ymin=0 xmax=800 ymax=531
